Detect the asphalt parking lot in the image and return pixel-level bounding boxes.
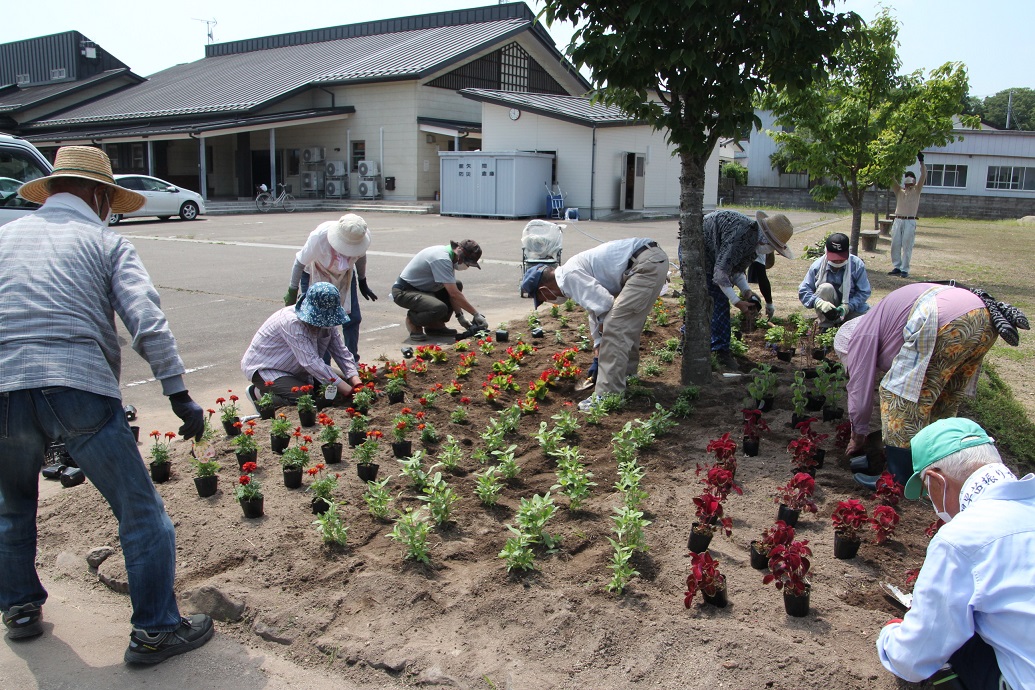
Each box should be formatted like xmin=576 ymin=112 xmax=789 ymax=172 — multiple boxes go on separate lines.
xmin=113 ymin=211 xmax=684 ymax=438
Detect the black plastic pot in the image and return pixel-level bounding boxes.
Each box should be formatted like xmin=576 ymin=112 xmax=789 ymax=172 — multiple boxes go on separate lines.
xmin=311 ymin=497 xmax=331 ymax=515
xmin=753 ymin=396 xmax=775 ymax=413
xmin=833 ymin=533 xmax=862 ymax=559
xmin=357 ymin=463 xmax=380 ymax=482
xmin=687 ymin=524 xmax=714 ymax=554
xmin=321 ymin=442 xmax=343 ymax=465
xmin=130 ymin=425 xmax=141 ymax=443
xmin=298 ymin=408 xmax=317 ymax=428
xmin=347 ymin=430 xmax=366 ymax=448
xmin=258 ymin=405 xmax=276 ymax=420
xmin=783 ymin=586 xmax=811 ymax=617
xmin=776 ymin=348 xmax=795 ymax=362
xmin=240 ymin=497 xmax=264 ymax=518
xmin=194 ymin=475 xmax=218 ymax=498
xmin=392 ymin=440 xmax=413 ymax=459
xmin=822 ymin=405 xmax=844 ymax=422
xmin=805 ymin=394 xmax=826 ymax=412
xmin=236 ymin=449 xmax=257 ymax=469
xmin=811 ymin=347 xmax=829 ymax=361
xmin=743 ymin=436 xmax=760 ymax=457
xmin=813 ymin=448 xmax=826 ymax=469
xmin=777 ymin=504 xmax=800 ymax=527
xmin=271 ymin=434 xmax=290 ymax=454
xmin=388 ymin=391 xmax=405 ymax=404
xmin=283 ymin=468 xmax=303 ymax=489
xmin=223 ymin=418 xmax=241 ymax=437
xmin=702 ymin=577 xmax=729 ymax=608
xmin=749 ymin=541 xmax=770 ymax=570
xmin=495 ymin=330 xmax=509 ymax=343
xmin=150 ymin=461 xmax=171 ymax=484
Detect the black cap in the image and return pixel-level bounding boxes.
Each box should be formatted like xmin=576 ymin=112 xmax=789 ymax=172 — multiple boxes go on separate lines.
xmin=825 ymin=233 xmax=850 ymax=261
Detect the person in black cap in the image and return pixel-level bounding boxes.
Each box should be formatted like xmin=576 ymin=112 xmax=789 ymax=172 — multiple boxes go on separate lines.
xmin=520 ymin=238 xmax=668 ymax=411
xmin=391 ymin=239 xmax=488 ymax=341
xmin=798 ymin=232 xmax=871 ymax=328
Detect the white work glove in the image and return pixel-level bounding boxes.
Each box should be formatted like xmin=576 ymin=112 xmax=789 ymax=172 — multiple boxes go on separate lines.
xmin=765 ymin=302 xmax=775 ymax=319
xmin=455 ymin=312 xmax=472 ymax=329
xmin=814 ymin=299 xmax=837 ymax=315
xmin=471 ymin=313 xmax=489 ymax=330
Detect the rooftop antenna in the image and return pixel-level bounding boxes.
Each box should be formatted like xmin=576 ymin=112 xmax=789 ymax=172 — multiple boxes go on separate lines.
xmin=192 ymin=17 xmax=217 ymax=45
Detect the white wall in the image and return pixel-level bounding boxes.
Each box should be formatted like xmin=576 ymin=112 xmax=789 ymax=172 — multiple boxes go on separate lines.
xmin=480 ymin=102 xmax=718 ymax=216
xmin=746 ymin=110 xmax=781 ymax=187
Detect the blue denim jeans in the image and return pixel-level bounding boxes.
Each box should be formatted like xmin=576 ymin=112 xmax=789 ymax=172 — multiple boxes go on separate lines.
xmin=0 ymin=388 xmax=181 ymax=632
xmin=300 ymin=271 xmax=361 ymax=360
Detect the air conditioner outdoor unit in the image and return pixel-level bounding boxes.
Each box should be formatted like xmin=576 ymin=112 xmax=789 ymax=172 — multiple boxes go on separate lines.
xmin=302 ymin=147 xmax=325 ymax=163
xmin=358 ymin=160 xmax=379 ymax=177
xmin=325 ymin=179 xmax=344 ymax=196
xmin=358 ymin=179 xmax=379 ymax=197
xmin=302 ymin=171 xmax=324 ymax=191
xmin=326 ymin=160 xmax=347 ymax=177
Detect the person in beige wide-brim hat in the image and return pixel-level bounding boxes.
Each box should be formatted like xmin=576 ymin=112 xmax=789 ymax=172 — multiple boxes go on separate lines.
xmin=18 ymin=145 xmax=145 ymax=214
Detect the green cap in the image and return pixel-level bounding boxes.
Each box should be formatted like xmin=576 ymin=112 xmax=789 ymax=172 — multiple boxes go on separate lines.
xmin=904 ymin=418 xmax=995 ymax=500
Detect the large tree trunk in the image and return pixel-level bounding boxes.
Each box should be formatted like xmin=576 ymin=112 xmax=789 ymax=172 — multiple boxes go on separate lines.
xmin=844 ymin=184 xmax=865 ymax=255
xmin=678 ymin=151 xmax=712 ymax=385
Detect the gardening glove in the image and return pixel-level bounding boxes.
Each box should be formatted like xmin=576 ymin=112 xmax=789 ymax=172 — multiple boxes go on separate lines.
xmin=814 ymin=298 xmax=837 ymax=315
xmin=169 ymin=391 xmax=204 ymax=441
xmin=835 ymin=305 xmax=848 ymax=319
xmin=587 ymin=356 xmax=599 ymax=382
xmin=284 ymin=287 xmax=299 ymax=307
xmin=455 ymin=311 xmax=472 ymax=329
xmin=472 ymin=313 xmax=489 ymax=330
xmin=765 ymin=302 xmax=775 ymax=320
xmin=358 ymin=278 xmax=378 ymax=301
xmin=917 ymin=152 xmax=925 ymax=163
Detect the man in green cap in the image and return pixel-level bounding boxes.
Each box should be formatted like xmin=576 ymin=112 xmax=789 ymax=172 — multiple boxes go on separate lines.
xmin=876 ymin=418 xmax=1035 ymax=690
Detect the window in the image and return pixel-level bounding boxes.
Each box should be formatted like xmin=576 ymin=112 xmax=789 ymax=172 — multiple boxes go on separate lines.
xmin=288 ymin=149 xmax=300 ymax=176
xmin=0 ymin=145 xmax=51 ymax=212
xmin=986 ymin=166 xmax=1035 ymax=191
xmin=49 ymin=68 xmax=67 ymax=80
xmin=105 ymin=144 xmax=120 ymax=169
xmin=16 ymin=74 xmax=30 ymax=85
xmin=927 ymin=164 xmax=968 ymax=188
xmin=141 ymin=178 xmax=173 ymax=192
xmin=132 ymin=144 xmax=145 ymax=170
xmin=351 ymin=141 xmax=365 ymax=172
xmin=117 ymin=177 xmax=145 ymax=191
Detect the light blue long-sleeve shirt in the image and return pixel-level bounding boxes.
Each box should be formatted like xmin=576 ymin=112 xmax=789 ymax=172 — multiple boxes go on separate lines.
xmin=0 ymin=194 xmax=186 ymax=399
xmin=798 ymin=254 xmax=871 ymax=314
xmin=877 ymin=472 xmax=1035 ymax=687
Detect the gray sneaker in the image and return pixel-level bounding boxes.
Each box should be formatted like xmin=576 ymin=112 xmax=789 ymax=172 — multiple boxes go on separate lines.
xmin=3 ymin=603 xmax=43 ymax=640
xmin=124 ymin=614 xmax=214 ymax=665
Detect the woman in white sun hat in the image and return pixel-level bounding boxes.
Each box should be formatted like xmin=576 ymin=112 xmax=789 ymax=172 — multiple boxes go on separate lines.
xmin=283 ymin=214 xmax=376 ymax=361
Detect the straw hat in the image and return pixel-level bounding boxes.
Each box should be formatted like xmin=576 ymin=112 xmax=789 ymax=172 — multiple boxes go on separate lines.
xmin=327 ymin=214 xmax=370 ymax=257
xmin=756 ymin=211 xmax=795 ymax=259
xmin=18 ymin=146 xmax=145 ymax=213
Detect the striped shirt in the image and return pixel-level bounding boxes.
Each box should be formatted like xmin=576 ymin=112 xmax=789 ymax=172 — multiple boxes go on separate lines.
xmin=241 ymin=307 xmax=357 ymax=385
xmin=703 ymin=211 xmax=760 ymax=303
xmin=0 ymin=194 xmax=186 ymax=399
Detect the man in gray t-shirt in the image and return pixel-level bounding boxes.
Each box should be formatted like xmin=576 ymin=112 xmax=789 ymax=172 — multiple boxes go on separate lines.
xmin=391 ymin=239 xmax=488 ymax=341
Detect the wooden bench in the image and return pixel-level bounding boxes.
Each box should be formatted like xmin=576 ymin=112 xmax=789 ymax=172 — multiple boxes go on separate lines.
xmin=860 ymin=230 xmax=880 ymax=252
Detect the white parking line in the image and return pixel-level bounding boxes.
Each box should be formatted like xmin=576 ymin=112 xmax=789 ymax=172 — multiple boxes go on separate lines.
xmin=123 ymin=363 xmax=218 ymax=388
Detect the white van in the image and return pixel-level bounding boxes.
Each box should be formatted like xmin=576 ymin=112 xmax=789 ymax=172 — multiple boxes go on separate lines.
xmin=0 ymin=133 xmax=52 ymax=227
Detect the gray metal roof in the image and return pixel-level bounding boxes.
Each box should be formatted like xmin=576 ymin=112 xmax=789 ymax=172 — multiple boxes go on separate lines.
xmin=459 ymin=89 xmax=645 ymax=127
xmin=0 ymin=69 xmax=138 ymax=114
xmin=28 ymin=17 xmax=538 ymax=128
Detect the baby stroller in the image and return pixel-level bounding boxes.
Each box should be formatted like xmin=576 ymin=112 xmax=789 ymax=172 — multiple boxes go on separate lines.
xmin=520 ymin=219 xmax=564 ymax=295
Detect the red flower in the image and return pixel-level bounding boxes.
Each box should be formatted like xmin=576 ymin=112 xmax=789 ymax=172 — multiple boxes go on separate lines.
xmin=401 ymin=407 xmax=412 ymax=414
xmin=229 ymin=395 xmax=239 ymax=402
xmin=206 ymin=408 xmax=216 ymax=415
xmin=307 ymin=467 xmax=319 ymax=476
xmin=460 ymin=397 xmax=471 ymax=404
xmin=150 ymin=430 xmax=161 ymax=438
xmin=396 ymin=421 xmax=407 ymax=430
xmin=303 ymin=435 xmax=313 ymax=443
xmin=164 ymin=431 xmax=177 ymax=440
xmin=238 ymin=475 xmax=251 ymax=485
xmin=215 ymin=397 xmax=226 ymax=405
xmin=417 ymin=423 xmax=426 ymax=430
xmin=242 ymin=461 xmax=257 ymax=473
xmin=291 ymin=387 xmax=300 ymax=393
xmin=244 ymin=428 xmax=254 ymax=436
xmin=415 ymin=411 xmax=426 ymax=420
xmin=233 ymin=421 xmax=243 ymax=429
xmin=264 ymin=380 xmax=275 ymax=387
xmin=246 ymin=419 xmax=257 ymax=427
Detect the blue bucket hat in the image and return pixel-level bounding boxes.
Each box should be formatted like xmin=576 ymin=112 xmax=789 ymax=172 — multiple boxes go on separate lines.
xmin=296 ymin=282 xmax=350 ymax=328
xmin=520 ymin=265 xmax=548 ymax=307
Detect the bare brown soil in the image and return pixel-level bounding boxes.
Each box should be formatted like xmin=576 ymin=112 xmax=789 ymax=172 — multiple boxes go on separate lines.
xmin=36 ymin=302 xmax=953 ymax=689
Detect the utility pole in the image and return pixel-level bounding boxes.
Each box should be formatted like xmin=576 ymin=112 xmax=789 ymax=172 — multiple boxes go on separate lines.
xmin=192 ymin=18 xmax=217 ymax=45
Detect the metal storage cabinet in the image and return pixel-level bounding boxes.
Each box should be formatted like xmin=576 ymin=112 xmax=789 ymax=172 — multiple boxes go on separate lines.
xmin=439 ymin=151 xmax=554 ymax=218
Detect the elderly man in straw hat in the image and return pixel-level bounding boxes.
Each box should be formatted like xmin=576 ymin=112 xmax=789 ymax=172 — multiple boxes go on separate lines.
xmin=283 ymin=213 xmax=376 ymax=364
xmin=0 ymin=146 xmax=213 ymax=661
xmin=242 ymin=282 xmax=362 ymax=409
xmin=875 ymin=418 xmax=1034 ymax=690
xmin=702 ymin=209 xmax=795 ymax=370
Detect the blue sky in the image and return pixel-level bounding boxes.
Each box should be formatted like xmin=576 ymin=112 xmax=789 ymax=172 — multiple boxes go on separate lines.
xmin=2 ymin=1 xmax=1029 ymax=98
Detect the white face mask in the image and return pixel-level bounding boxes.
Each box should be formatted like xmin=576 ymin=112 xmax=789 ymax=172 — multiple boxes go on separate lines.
xmin=925 ymin=474 xmax=953 ymax=524
xmin=827 ymin=259 xmax=847 ymax=269
xmin=455 ymin=262 xmax=469 ymax=272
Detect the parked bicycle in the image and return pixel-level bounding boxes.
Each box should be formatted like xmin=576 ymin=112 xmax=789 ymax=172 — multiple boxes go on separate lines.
xmin=255 ymin=183 xmax=295 ymax=213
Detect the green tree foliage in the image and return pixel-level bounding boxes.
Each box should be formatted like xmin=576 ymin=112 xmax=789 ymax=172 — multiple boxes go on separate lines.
xmin=539 ymin=0 xmax=859 ymax=384
xmin=973 ymin=88 xmax=1035 ymax=131
xmin=720 ymin=161 xmax=748 ymax=185
xmin=762 ymin=11 xmax=977 ymax=252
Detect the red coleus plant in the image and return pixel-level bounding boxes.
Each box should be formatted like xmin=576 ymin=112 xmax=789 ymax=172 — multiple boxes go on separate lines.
xmin=925 ymin=518 xmax=944 ymax=538
xmin=683 ymin=551 xmax=726 ymax=608
xmin=705 ymin=433 xmax=738 ymax=473
xmin=742 ymin=408 xmax=770 ymax=438
xmin=870 ymin=505 xmax=901 ymax=545
xmin=873 ymin=471 xmax=904 ymax=507
xmin=763 ymin=539 xmax=812 ymax=596
xmin=834 ymin=421 xmax=852 ymax=449
xmin=755 ymin=520 xmax=795 ymax=557
xmin=697 ymin=464 xmax=742 ymax=501
xmin=692 ymin=492 xmax=733 ymax=538
xmin=831 ymin=499 xmax=869 ymax=541
xmin=786 ymin=437 xmax=818 ymax=473
xmin=774 ymin=473 xmax=818 ymax=513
